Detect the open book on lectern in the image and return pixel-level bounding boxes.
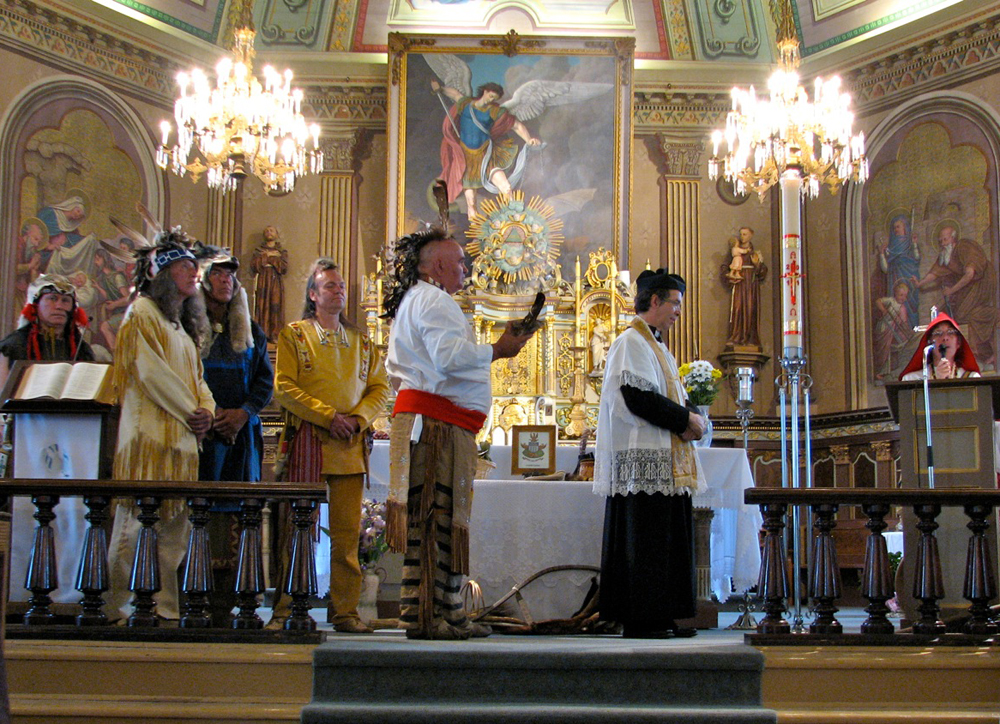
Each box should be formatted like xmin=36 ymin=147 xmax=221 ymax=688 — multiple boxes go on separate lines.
xmin=13 ymin=362 xmax=113 ymax=404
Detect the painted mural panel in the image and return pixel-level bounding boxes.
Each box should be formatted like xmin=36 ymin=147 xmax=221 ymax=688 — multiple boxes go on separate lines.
xmin=865 ymin=118 xmax=998 ymax=380
xmin=11 ymin=102 xmax=147 ymax=361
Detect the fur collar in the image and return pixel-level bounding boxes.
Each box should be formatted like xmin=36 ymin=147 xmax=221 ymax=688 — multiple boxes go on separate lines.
xmin=203 ymin=285 xmax=254 ymax=357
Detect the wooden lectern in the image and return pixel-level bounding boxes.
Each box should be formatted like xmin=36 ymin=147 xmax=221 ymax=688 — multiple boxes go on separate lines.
xmin=0 ymin=360 xmax=118 ymax=478
xmin=0 ymin=360 xmax=118 ymax=605
xmin=884 ymin=377 xmax=1000 ymax=623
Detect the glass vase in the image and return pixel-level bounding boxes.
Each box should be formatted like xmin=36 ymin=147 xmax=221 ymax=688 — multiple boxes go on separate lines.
xmin=693 ymin=404 xmax=713 ymax=448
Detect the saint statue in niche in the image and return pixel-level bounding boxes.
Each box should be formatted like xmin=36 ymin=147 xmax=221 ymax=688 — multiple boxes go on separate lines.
xmin=721 ymin=226 xmax=767 ymax=349
xmin=250 ymin=225 xmax=288 ymax=342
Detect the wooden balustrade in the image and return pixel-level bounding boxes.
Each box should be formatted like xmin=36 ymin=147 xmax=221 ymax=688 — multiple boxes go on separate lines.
xmin=0 ymin=478 xmax=326 ymax=640
xmin=745 ymin=488 xmax=1000 ymax=643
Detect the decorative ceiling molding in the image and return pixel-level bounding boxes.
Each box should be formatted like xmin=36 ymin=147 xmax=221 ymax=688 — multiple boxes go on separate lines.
xmin=632 ymin=89 xmax=729 ymax=133
xmin=846 ymin=12 xmax=1000 ymax=115
xmin=385 ymin=0 xmax=636 ymax=32
xmin=302 ymin=83 xmax=388 ymax=130
xmin=0 ymin=0 xmax=175 ymax=101
xmin=691 ymin=0 xmax=765 ymax=60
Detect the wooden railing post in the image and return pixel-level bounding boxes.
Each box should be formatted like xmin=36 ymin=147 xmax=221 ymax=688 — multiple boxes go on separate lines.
xmin=233 ymin=497 xmax=265 ymax=630
xmin=911 ymin=502 xmax=946 ymax=635
xmin=859 ymin=501 xmax=894 ymax=634
xmin=180 ymin=496 xmax=213 ymax=628
xmin=128 ymin=496 xmax=163 ymax=627
xmin=808 ymin=502 xmax=842 ymax=634
xmin=76 ymin=494 xmax=111 ymax=626
xmin=283 ymin=497 xmax=319 ymax=632
xmin=23 ymin=494 xmax=58 ymax=625
xmin=756 ymin=501 xmax=790 ymax=634
xmin=961 ymin=502 xmax=997 ymax=635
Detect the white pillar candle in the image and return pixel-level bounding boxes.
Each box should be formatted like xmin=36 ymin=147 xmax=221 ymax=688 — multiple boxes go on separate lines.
xmin=780 ymin=169 xmax=804 ymax=359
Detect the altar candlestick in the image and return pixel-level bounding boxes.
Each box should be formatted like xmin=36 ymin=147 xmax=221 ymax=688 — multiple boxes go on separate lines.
xmin=575 ymin=256 xmax=582 ymax=346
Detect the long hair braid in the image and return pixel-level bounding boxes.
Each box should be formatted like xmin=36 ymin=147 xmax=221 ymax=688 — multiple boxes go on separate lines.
xmin=381 ymin=227 xmax=451 ymax=320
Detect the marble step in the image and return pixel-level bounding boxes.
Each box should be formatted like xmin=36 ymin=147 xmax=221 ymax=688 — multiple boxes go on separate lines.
xmin=304 ymin=637 xmax=775 ymax=723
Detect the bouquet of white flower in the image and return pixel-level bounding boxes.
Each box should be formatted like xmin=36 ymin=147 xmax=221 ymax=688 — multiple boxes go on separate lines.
xmin=678 ymin=360 xmax=723 ymax=407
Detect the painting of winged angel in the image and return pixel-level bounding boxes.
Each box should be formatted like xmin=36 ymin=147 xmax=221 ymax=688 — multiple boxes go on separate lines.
xmin=420 ymin=53 xmax=613 ymax=220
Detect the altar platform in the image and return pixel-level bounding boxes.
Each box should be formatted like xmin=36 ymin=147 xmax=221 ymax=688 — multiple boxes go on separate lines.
xmin=9 ymin=607 xmax=1000 ymax=724
xmin=316 ymin=442 xmax=762 ymax=620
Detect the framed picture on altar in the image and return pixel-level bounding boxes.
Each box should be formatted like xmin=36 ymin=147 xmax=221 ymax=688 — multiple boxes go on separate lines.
xmin=510 ymin=424 xmax=557 ymax=476
xmin=386 ymin=30 xmax=635 ymax=273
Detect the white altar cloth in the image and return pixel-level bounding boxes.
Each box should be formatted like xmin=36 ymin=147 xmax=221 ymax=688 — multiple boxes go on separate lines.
xmin=335 ymin=442 xmax=760 ymax=621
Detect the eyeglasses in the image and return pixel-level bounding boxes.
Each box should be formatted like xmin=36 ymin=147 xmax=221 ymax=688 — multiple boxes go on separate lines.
xmin=930 ymin=329 xmax=958 ymax=340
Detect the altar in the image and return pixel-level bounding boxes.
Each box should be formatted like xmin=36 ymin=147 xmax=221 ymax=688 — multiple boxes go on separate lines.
xmin=325 ymin=441 xmax=761 ymax=621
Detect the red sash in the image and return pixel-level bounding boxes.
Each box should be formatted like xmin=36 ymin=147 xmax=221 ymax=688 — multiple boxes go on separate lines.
xmin=392 ymin=389 xmax=487 ymax=433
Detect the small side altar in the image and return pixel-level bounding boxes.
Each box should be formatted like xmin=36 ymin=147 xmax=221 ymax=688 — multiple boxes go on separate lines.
xmin=363 ymin=247 xmax=635 ymax=440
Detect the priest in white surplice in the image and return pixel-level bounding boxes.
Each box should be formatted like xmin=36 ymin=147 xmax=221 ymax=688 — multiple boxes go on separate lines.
xmin=594 ymin=269 xmax=707 ymax=638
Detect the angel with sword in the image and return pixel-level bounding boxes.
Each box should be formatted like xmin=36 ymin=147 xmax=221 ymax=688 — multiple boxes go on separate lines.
xmin=425 ymin=53 xmax=611 ymax=219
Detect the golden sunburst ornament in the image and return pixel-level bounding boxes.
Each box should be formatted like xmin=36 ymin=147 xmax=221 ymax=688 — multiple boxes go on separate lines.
xmin=466 ymin=190 xmax=563 ymax=295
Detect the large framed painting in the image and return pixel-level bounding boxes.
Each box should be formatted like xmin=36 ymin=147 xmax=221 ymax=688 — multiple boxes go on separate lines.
xmin=386 ymin=31 xmax=635 ymax=288
xmin=855 ymin=100 xmax=1000 ymax=392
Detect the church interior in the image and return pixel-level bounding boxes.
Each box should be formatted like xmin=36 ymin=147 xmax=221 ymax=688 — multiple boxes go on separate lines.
xmin=1 ymin=0 xmax=1000 ymax=721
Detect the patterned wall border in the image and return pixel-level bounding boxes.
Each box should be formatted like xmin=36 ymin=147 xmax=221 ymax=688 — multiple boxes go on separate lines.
xmin=0 ymin=1 xmax=175 ymax=101
xmin=0 ymin=3 xmax=389 ymax=134
xmin=846 ymin=12 xmax=1000 ymax=115
xmin=633 ymin=90 xmax=729 ymax=133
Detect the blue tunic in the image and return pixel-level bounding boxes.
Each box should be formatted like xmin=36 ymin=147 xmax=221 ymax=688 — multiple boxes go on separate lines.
xmin=198 ymin=319 xmax=273 ymax=484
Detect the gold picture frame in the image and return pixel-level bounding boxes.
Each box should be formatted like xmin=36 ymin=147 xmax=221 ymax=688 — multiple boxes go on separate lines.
xmin=510 ymin=424 xmax=557 ymax=476
xmin=386 ymin=30 xmax=635 ymax=269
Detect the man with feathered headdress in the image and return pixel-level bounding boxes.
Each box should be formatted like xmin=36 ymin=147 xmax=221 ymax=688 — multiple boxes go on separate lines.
xmin=198 ymin=254 xmax=274 ymax=626
xmin=105 ymin=227 xmax=217 ymax=623
xmin=0 ymin=274 xmax=94 ymax=389
xmin=383 ymin=227 xmax=534 ymax=640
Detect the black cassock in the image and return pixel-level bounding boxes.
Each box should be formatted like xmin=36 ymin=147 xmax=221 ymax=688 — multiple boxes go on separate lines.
xmin=598 ymin=383 xmax=697 ymax=633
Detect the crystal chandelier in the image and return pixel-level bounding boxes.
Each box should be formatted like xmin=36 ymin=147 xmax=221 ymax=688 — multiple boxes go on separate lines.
xmin=707 ymin=0 xmax=868 ymax=199
xmin=156 ymin=3 xmax=322 ymax=194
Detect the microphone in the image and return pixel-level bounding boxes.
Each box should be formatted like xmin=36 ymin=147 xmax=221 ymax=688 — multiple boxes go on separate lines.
xmin=939 ymin=344 xmax=947 ymax=356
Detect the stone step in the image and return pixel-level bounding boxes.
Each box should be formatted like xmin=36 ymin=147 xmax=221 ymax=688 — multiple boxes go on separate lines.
xmin=306 ymin=638 xmax=775 ymax=723
xmin=302 ymin=703 xmax=777 ymax=724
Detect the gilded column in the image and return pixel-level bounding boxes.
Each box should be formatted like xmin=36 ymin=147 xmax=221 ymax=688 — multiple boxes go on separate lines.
xmin=207 ymin=186 xmax=243 ymax=256
xmin=317 ymin=131 xmax=368 ymax=314
xmin=655 ymin=133 xmax=704 ymax=363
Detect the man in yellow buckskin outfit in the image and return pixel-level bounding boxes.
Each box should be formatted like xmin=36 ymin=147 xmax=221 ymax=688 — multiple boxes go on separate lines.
xmin=272 ymin=258 xmax=390 ymax=632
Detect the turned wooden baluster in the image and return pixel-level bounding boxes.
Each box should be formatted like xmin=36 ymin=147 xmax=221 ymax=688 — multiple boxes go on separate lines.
xmin=911 ymin=502 xmax=946 ymax=635
xmin=127 ymin=495 xmax=163 ymax=627
xmin=75 ymin=494 xmax=111 ymax=626
xmin=756 ymin=501 xmax=790 ymax=634
xmin=962 ymin=502 xmax=997 ymax=635
xmin=283 ymin=497 xmax=319 ymax=632
xmin=23 ymin=494 xmax=59 ymax=625
xmin=859 ymin=501 xmax=894 ymax=635
xmin=809 ymin=502 xmax=842 ymax=634
xmin=233 ymin=497 xmax=265 ymax=630
xmin=180 ymin=496 xmax=213 ymax=628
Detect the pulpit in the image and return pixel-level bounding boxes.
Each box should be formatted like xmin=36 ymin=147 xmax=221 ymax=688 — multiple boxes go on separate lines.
xmin=884 ymin=377 xmax=1000 ymax=623
xmin=1 ymin=361 xmax=118 ymax=605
